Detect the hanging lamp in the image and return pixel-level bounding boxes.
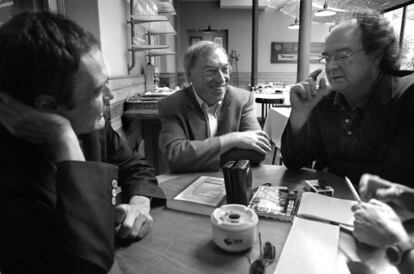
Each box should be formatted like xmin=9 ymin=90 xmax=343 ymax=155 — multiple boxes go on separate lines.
xmin=314 ymin=0 xmax=336 ymax=17
xmin=288 ymin=17 xmax=299 ymax=30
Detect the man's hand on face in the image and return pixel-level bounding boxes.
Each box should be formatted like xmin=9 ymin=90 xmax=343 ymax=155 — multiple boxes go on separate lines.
xmin=233 ymin=130 xmax=271 ymax=155
xmin=0 ymin=92 xmax=74 ymax=145
xmin=115 ymin=195 xmax=153 ymax=240
xmin=289 ymin=69 xmax=331 ymax=132
xmin=0 ymin=92 xmax=85 ymax=162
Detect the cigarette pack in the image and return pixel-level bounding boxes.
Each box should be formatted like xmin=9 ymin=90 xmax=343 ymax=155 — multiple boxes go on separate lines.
xmin=304 ymin=179 xmax=334 ymax=196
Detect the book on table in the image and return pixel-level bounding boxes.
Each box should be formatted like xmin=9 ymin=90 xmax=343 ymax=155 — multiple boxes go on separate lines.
xmin=296 ymin=192 xmax=357 ymax=227
xmin=247 ymin=185 xmax=299 ymax=222
xmin=166 ymin=176 xmax=226 ymax=216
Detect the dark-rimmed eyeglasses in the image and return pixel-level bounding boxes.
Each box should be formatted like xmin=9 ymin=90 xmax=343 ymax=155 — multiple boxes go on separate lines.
xmin=247 ymin=233 xmax=276 ymax=274
xmin=319 ymin=48 xmax=364 ymax=65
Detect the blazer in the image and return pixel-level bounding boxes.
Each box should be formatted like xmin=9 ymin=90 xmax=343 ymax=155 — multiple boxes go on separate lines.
xmin=158 ymin=85 xmax=263 ymax=173
xmin=0 ymin=122 xmax=164 ymax=274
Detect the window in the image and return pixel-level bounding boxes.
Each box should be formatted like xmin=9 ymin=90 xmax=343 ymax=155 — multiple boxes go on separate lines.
xmin=384 ymin=3 xmax=414 ymax=70
xmin=384 ymin=8 xmax=403 ymax=40
xmin=0 ymin=0 xmax=14 ymax=25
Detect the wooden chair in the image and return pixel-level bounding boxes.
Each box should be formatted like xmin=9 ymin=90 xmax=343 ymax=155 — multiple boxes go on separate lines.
xmin=255 ymin=97 xmax=285 ymax=128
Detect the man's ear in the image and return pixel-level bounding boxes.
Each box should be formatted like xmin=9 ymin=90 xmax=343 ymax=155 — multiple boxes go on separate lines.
xmin=371 ymin=50 xmax=383 ymax=66
xmin=186 ymin=72 xmax=192 ymax=83
xmin=34 ymin=95 xmax=58 ymax=111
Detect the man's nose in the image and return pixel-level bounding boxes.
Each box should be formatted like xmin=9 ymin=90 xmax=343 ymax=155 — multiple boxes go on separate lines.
xmin=215 ymin=70 xmax=227 ymax=82
xmin=325 ymin=59 xmax=340 ymax=70
xmin=103 ymin=85 xmax=115 ymax=103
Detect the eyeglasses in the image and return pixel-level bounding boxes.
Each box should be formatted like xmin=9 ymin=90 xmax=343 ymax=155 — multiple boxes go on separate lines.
xmin=247 ymin=233 xmax=276 ymax=274
xmin=319 ymin=48 xmax=364 ymax=65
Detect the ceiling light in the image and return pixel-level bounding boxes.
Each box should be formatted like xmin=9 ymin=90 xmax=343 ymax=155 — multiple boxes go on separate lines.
xmin=314 ymin=0 xmax=336 ymax=17
xmin=288 ymin=17 xmax=299 ymax=30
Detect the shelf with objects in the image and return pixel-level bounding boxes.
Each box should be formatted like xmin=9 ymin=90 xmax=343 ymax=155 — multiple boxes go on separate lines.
xmin=125 ymin=0 xmax=176 ymax=175
xmin=127 ymin=0 xmax=176 ymax=75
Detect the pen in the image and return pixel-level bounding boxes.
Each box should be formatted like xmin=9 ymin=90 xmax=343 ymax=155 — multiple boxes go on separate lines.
xmin=345 ymin=177 xmax=361 ymax=204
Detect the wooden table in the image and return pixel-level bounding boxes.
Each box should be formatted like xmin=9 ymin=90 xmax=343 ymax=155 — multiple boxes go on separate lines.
xmin=109 ymin=165 xmax=399 ymax=274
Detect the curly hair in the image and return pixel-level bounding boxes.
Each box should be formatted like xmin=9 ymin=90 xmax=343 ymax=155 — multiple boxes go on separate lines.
xmin=0 ymin=12 xmax=99 ymax=108
xmin=354 ymin=10 xmax=400 ymax=72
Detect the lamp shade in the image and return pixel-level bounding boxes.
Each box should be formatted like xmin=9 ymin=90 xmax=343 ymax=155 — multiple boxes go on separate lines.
xmin=314 ymin=1 xmax=336 ymax=17
xmin=288 ymin=17 xmax=299 ymax=30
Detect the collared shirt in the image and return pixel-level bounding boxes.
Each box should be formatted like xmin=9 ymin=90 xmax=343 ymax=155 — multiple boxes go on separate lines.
xmin=281 ymin=71 xmax=414 ymax=186
xmin=193 ymin=88 xmax=222 ymax=137
xmin=329 ymin=71 xmax=385 ymax=152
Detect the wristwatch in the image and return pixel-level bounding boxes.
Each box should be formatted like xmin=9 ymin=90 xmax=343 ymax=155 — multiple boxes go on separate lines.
xmin=385 ymin=240 xmax=414 ymax=266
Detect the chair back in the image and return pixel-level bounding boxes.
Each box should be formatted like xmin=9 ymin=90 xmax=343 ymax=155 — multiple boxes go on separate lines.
xmin=255 ymin=97 xmax=284 ymax=127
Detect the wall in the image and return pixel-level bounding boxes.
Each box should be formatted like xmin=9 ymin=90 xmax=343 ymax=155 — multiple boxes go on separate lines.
xmin=158 ymin=13 xmax=177 ymax=73
xmin=97 ymin=0 xmax=130 ymax=76
xmin=64 ymin=0 xmax=101 ymax=42
xmin=65 ymin=0 xmax=147 ymax=76
xmin=176 ymin=1 xmax=331 ymax=85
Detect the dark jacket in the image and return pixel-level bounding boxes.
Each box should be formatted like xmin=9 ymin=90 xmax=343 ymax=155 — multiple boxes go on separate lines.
xmin=0 ymin=122 xmax=164 ymax=274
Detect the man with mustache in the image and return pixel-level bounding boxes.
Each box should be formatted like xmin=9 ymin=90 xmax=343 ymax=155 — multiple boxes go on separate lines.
xmin=159 ymin=41 xmax=271 ymax=173
xmin=281 ymin=11 xmax=414 ymax=186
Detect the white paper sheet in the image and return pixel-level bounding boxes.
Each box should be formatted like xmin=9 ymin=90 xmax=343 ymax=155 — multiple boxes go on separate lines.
xmin=274 ymin=217 xmax=339 ymax=274
xmin=297 ymin=192 xmax=356 ymax=227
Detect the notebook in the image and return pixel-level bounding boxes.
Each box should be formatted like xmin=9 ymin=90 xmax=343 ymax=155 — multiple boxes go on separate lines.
xmin=297 ymin=192 xmax=357 ymax=227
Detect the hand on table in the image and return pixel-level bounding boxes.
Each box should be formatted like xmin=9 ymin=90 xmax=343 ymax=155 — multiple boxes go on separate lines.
xmin=115 ymin=195 xmax=153 ymax=240
xmin=352 ymin=199 xmax=409 ymax=247
xmin=359 ymin=174 xmax=414 ymax=212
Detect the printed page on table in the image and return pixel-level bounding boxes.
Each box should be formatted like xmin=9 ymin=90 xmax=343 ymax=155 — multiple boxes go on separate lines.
xmin=174 ymin=176 xmax=225 ymax=206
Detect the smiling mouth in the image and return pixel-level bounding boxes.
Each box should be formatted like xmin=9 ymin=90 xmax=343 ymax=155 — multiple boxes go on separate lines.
xmin=211 ymin=85 xmax=226 ymax=89
xmin=331 ymin=76 xmax=343 ymax=81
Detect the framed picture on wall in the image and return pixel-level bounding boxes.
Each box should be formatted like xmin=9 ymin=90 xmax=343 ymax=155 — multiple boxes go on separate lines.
xmin=190 ymin=36 xmax=202 ymax=45
xmin=271 ymin=42 xmax=324 ymax=63
xmin=213 ymin=37 xmax=223 ymax=47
